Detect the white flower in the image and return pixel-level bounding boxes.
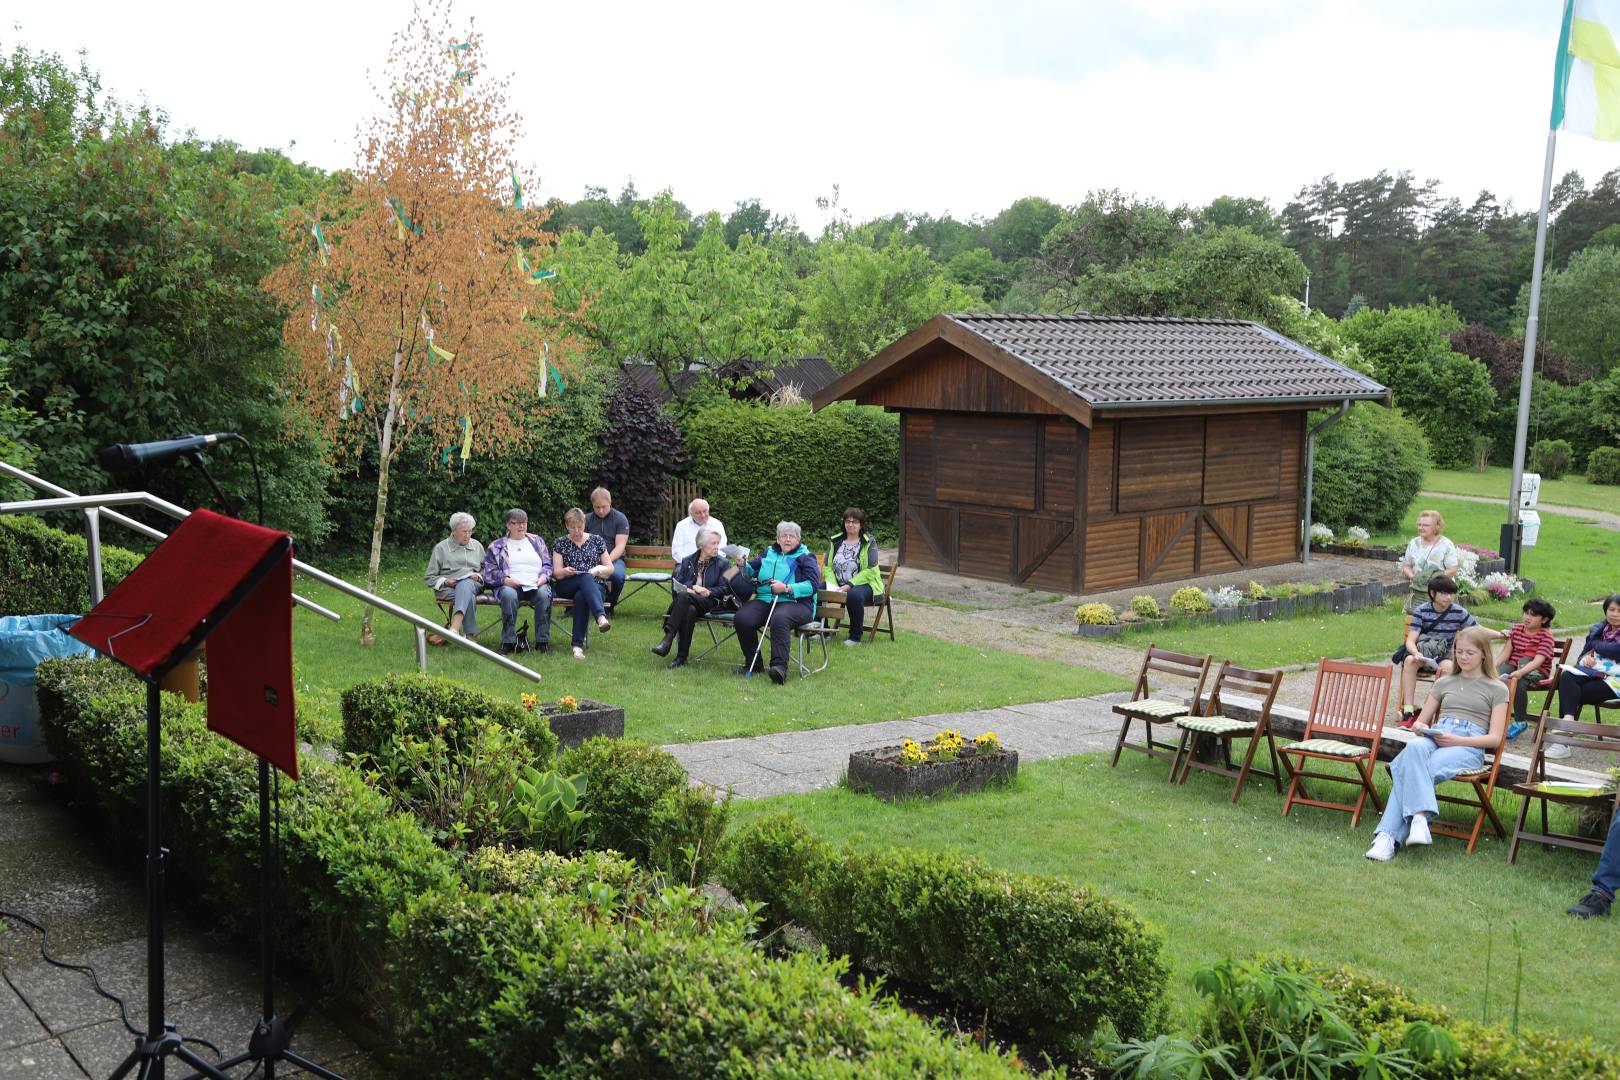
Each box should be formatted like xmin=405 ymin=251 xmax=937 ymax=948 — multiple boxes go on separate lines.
xmin=1309 ymin=523 xmax=1335 ymax=544
xmin=1207 ymin=586 xmax=1243 ymax=609
xmin=1347 ymin=526 xmax=1370 ymax=544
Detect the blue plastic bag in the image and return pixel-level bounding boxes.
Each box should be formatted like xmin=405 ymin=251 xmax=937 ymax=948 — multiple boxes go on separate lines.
xmin=0 ymin=614 xmax=92 ymax=764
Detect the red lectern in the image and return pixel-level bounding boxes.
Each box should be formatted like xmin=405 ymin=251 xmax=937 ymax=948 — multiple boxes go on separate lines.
xmin=71 ymin=509 xmax=307 ymax=1080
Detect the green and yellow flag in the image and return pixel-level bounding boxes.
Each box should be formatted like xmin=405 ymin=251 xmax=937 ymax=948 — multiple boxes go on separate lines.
xmin=1552 ymin=0 xmax=1620 ymax=140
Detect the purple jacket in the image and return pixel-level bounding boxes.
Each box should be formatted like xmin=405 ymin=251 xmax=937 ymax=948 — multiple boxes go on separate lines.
xmin=482 ymin=534 xmax=552 ymax=589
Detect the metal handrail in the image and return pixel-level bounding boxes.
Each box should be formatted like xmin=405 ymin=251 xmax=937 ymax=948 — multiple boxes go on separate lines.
xmin=0 ymin=462 xmax=540 ymax=682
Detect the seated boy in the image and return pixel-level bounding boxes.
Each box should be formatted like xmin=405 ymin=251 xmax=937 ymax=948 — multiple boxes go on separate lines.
xmin=1392 ymin=576 xmax=1477 ymax=727
xmin=1491 ymin=597 xmax=1557 ymax=740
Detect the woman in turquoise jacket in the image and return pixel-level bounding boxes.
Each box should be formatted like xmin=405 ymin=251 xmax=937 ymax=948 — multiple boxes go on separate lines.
xmin=824 ymin=507 xmax=884 ymax=645
xmin=729 ymin=520 xmax=822 ymax=683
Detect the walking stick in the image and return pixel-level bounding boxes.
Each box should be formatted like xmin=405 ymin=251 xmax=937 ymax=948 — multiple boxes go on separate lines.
xmin=748 ymin=590 xmax=780 ymax=676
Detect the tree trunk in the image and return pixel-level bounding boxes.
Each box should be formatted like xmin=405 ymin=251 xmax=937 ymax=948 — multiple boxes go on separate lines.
xmin=361 ymin=357 xmax=403 ymax=646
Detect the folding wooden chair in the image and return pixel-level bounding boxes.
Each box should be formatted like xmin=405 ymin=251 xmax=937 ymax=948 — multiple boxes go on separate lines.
xmin=1523 ymin=637 xmax=1573 ymax=731
xmin=1110 ymin=646 xmax=1214 ymax=774
xmin=1279 ymin=659 xmax=1393 ymax=827
xmin=865 ymin=563 xmax=898 ymax=643
xmin=1400 ymin=675 xmax=1517 ymax=854
xmin=1508 ymin=714 xmax=1620 ymax=863
xmin=1170 ymin=662 xmax=1285 ymax=802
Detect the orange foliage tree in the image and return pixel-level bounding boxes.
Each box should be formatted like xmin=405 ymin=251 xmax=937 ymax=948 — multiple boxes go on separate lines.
xmin=266 ymin=1 xmax=573 ymax=643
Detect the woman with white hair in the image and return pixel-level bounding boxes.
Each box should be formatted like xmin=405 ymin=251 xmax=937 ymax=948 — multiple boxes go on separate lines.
xmin=652 ymin=527 xmax=731 ymax=667
xmin=423 ymin=512 xmax=484 ymax=641
xmin=729 ymin=520 xmax=821 ymax=683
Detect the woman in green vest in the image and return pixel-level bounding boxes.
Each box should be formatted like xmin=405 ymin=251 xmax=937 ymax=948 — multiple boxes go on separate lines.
xmin=825 ymin=507 xmax=884 ymax=645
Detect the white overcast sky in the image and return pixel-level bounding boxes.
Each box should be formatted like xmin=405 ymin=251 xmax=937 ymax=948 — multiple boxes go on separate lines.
xmin=7 ymin=0 xmax=1620 ymax=228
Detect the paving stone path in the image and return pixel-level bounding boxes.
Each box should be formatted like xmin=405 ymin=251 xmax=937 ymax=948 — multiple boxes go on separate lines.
xmin=665 ymin=691 xmax=1132 ymax=798
xmin=0 ymin=767 xmax=380 ymax=1079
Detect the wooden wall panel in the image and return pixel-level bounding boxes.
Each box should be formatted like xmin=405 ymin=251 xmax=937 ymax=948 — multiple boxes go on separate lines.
xmin=958 ymin=511 xmax=1014 ymax=581
xmin=1143 ymin=512 xmax=1196 ymax=581
xmin=1203 ymin=414 xmax=1281 ymax=505
xmin=860 ymin=342 xmax=1062 ymax=414
xmin=1199 ymin=506 xmax=1250 ymax=573
xmin=1085 ymin=517 xmax=1141 ymax=591
xmin=1280 ymin=412 xmax=1303 ymax=492
xmin=1025 ymin=534 xmax=1075 ymax=593
xmin=903 ymin=504 xmax=956 ymax=572
xmin=903 ymin=414 xmax=935 ymax=502
xmin=1250 ymin=499 xmax=1300 ymax=566
xmin=935 ymin=415 xmax=1037 ymax=510
xmin=1117 ymin=419 xmax=1203 ymax=512
xmin=1016 ymin=517 xmax=1073 ymax=582
xmin=1088 ymin=420 xmax=1116 ymax=516
xmin=1042 ymin=419 xmax=1077 ymax=514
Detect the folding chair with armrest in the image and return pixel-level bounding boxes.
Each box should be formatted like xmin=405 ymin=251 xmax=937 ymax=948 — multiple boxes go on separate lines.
xmin=1279 ymin=659 xmax=1393 ymax=827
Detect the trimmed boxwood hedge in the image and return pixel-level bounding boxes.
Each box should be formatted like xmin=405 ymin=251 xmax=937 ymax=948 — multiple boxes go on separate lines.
xmin=0 ymin=514 xmax=144 ymax=616
xmin=720 ymin=813 xmax=1169 ymax=1057
xmin=682 ymin=401 xmax=899 ymax=545
xmin=33 ymin=659 xmax=1033 ymax=1078
xmin=340 ymin=672 xmax=559 ymax=765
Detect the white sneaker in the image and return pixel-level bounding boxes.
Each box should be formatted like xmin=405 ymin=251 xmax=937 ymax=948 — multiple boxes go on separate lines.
xmin=572 ymin=646 xmax=586 ymax=660
xmin=1406 ymin=814 xmax=1432 ymax=846
xmin=596 ymin=614 xmax=612 ymax=633
xmin=1365 ymin=833 xmax=1398 ymax=861
xmin=842 ymin=638 xmax=861 ymax=647
xmin=1544 ymin=742 xmax=1572 ymax=760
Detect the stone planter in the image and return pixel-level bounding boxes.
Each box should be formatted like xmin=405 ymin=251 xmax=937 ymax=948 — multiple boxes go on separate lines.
xmin=1213 ymin=606 xmax=1239 ymax=624
xmin=1237 ymin=602 xmax=1259 ymax=621
xmin=542 ymin=698 xmax=625 ymax=749
xmin=1477 ymin=557 xmax=1507 ymax=575
xmin=1332 ymin=586 xmax=1355 ymax=613
xmin=1256 ymin=597 xmax=1279 ymax=620
xmin=1314 ymin=542 xmax=1402 ymax=562
xmin=1076 ymin=622 xmax=1125 ymax=639
xmin=1274 ymin=596 xmax=1295 ymax=619
xmin=848 ymin=744 xmax=1019 ymax=802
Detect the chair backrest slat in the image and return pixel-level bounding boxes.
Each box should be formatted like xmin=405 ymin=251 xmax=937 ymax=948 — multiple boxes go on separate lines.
xmin=1304 ymin=658 xmax=1392 ymax=742
xmin=1133 ymin=645 xmax=1213 ymax=703
xmin=1206 ymin=661 xmax=1282 ymax=718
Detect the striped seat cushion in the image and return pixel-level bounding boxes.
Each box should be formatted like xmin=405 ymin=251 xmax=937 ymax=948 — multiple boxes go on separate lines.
xmin=1176 ymin=715 xmax=1257 ymax=736
xmin=1285 ymin=738 xmax=1370 ymax=758
xmin=1114 ymin=698 xmax=1190 ymax=719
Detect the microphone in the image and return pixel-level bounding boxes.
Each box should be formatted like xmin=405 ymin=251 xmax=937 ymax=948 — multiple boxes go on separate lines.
xmin=98 ymin=433 xmax=242 ymax=472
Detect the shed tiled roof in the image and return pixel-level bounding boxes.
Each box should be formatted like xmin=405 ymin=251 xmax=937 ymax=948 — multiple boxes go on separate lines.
xmin=949 ymin=313 xmax=1388 ymax=409
xmin=622 ymin=357 xmax=838 ymax=403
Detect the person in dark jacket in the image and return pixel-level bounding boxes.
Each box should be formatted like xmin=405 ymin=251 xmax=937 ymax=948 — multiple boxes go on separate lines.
xmin=729 ymin=521 xmax=821 ymax=684
xmin=824 ymin=507 xmax=884 ymax=645
xmin=1545 ymin=593 xmax=1620 ymax=760
xmin=652 ymin=528 xmax=731 ymax=668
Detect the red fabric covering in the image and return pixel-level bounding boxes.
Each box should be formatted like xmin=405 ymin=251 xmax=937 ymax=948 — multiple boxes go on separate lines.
xmin=70 ymin=508 xmax=298 ymax=778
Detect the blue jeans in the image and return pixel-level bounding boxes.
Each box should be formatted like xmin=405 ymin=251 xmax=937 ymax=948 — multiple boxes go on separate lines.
xmin=498 ymin=584 xmax=551 ymax=646
xmin=447 ymin=577 xmax=482 ymax=637
xmin=1594 ymin=810 xmax=1620 ymax=900
xmin=606 ymin=558 xmax=626 ymax=607
xmin=1376 ymin=717 xmax=1487 ymax=844
xmin=554 ymin=573 xmax=606 ymax=646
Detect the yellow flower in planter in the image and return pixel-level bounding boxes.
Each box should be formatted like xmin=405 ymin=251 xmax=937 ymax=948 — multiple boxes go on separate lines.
xmin=930 ymin=729 xmax=965 ymax=756
xmin=519 ymin=692 xmax=538 ymax=711
xmin=899 ymin=738 xmax=929 ymax=766
xmin=974 ymin=731 xmax=1000 ymax=752
xmin=556 ymin=695 xmax=579 ymax=712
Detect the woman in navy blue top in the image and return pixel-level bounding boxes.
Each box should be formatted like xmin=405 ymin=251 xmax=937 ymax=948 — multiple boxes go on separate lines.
xmin=551 ymin=507 xmax=615 ymax=658
xmin=651 ymin=528 xmax=731 ymax=667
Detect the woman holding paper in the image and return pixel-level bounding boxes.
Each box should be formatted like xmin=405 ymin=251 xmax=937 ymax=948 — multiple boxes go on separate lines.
xmin=551 ymin=507 xmax=615 ymax=659
xmin=1547 ymin=594 xmax=1620 ymax=758
xmin=1365 ymin=626 xmax=1508 ymax=862
xmin=652 ymin=528 xmax=730 ymax=667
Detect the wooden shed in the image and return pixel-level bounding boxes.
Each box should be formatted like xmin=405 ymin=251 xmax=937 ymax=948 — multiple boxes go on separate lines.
xmin=812 ymin=314 xmax=1390 ymax=593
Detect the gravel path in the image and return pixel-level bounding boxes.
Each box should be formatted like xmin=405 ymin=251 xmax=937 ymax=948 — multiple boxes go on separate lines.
xmin=1416 ymin=491 xmax=1620 ymax=531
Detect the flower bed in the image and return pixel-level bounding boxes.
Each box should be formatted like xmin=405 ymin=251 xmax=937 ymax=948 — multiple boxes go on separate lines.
xmin=522 ymin=692 xmax=623 ymax=748
xmin=848 ymin=729 xmax=1018 ymax=801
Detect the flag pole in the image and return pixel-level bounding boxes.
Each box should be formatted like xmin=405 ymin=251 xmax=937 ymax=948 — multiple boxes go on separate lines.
xmin=1507 ymin=131 xmax=1557 ymax=573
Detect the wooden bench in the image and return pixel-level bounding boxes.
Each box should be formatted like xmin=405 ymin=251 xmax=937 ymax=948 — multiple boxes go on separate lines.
xmin=617 ymin=544 xmax=676 ymax=607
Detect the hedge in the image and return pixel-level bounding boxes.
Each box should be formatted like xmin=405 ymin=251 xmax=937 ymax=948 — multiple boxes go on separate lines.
xmin=35 ymin=660 xmax=1029 ymax=1077
xmin=1588 ymin=445 xmax=1620 ymax=485
xmin=720 ymin=814 xmax=1168 ymax=1058
xmin=0 ymin=514 xmax=143 ymax=615
xmin=339 ymin=672 xmax=559 ymax=770
xmin=682 ymin=401 xmax=899 ymax=545
xmin=1238 ymin=955 xmax=1620 ymax=1079
xmin=1310 ymin=402 xmax=1429 ymax=532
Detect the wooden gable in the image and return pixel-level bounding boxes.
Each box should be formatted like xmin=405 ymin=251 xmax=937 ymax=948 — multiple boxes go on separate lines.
xmin=851 ymin=338 xmax=1065 ymax=416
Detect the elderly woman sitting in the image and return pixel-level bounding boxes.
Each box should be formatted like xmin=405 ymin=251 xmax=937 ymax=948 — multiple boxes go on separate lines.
xmin=652 ymin=527 xmax=731 ymax=668
xmin=423 ymin=512 xmax=485 ymax=641
xmin=728 ymin=520 xmax=822 ymax=684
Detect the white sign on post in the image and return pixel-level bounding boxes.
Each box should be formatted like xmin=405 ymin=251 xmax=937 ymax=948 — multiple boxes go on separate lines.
xmin=1519 ymin=473 xmax=1541 ymax=509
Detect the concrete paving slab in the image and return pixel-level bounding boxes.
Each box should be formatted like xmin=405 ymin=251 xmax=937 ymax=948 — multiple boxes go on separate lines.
xmin=0 ymin=1037 xmax=84 ymax=1079
xmin=0 ymin=979 xmax=51 ymax=1054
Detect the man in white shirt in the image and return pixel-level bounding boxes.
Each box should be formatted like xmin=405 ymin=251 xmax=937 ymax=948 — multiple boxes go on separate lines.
xmin=670 ymin=498 xmax=726 ymax=562
xmin=481 ymin=508 xmax=553 ymax=655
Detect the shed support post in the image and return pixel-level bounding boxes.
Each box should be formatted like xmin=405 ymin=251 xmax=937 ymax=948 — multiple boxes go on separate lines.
xmin=1303 ymin=401 xmax=1350 ymax=563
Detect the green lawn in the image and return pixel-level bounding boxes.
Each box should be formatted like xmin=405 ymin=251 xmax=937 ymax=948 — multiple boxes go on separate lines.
xmin=1425 ymin=466 xmax=1620 ymax=516
xmin=1140 ymin=601 xmax=1409 ymax=668
xmin=736 ymin=755 xmax=1620 ymax=1047
xmin=1370 ymin=497 xmax=1620 ymax=615
xmin=289 ymin=554 xmax=1126 ymax=747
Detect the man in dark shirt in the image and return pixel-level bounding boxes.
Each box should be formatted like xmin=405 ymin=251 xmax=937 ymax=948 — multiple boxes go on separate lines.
xmin=586 ymin=486 xmax=630 ymax=609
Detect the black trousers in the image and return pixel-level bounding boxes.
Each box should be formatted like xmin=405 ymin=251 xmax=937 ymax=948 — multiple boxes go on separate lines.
xmin=843 ymin=584 xmax=875 ymax=640
xmin=664 ymin=590 xmax=721 ymax=659
xmin=734 ymin=597 xmax=813 ymax=672
xmin=1558 ymin=671 xmax=1619 ymax=720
